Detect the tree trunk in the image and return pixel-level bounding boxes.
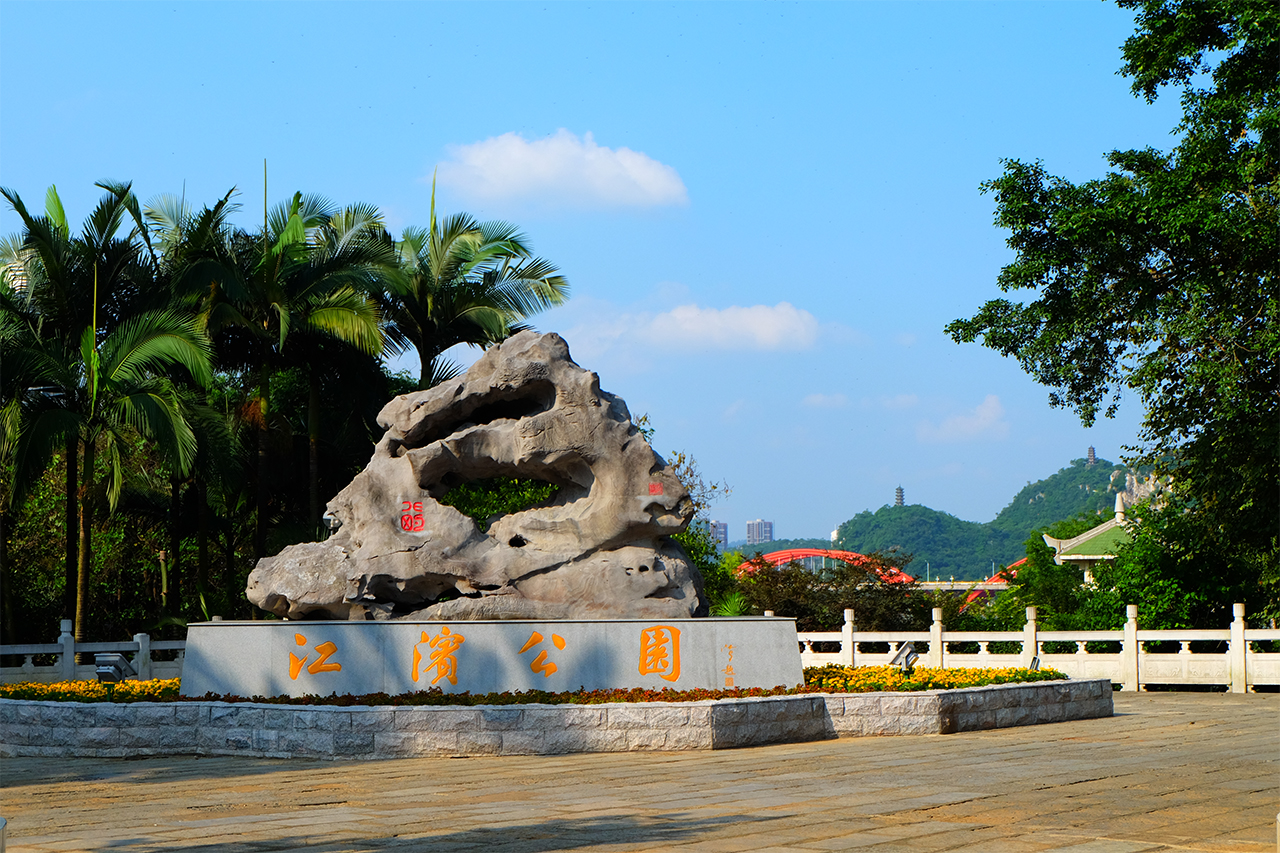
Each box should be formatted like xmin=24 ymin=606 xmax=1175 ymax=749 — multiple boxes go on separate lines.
xmin=63 ymin=431 xmax=78 ymax=618
xmin=255 ymin=362 xmax=270 ymax=561
xmin=196 ymin=479 xmax=209 ymax=619
xmin=168 ymin=472 xmax=181 ymax=618
xmin=75 ymin=437 xmax=95 ymax=646
xmin=0 ymin=508 xmax=13 ymax=644
xmin=419 ymin=345 xmax=432 ymax=390
xmin=309 ymin=366 xmax=321 ymax=535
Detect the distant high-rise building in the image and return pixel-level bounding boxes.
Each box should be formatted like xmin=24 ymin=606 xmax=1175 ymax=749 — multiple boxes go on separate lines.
xmin=746 ymin=519 xmax=774 ymax=545
xmin=894 ymin=486 xmax=904 ymax=506
xmin=709 ymin=520 xmax=728 ymax=550
xmin=1087 ymin=446 xmax=1096 ymax=466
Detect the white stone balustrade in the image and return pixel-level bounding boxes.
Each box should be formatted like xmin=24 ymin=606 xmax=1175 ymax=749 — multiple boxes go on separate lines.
xmin=796 ymin=603 xmax=1279 ymax=692
xmin=0 ymin=620 xmax=185 ymax=684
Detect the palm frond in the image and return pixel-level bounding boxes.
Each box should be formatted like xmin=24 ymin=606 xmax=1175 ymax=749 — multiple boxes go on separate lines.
xmin=43 ymin=185 xmax=69 ymax=234
xmin=99 ymin=309 xmax=214 ymax=389
xmin=109 ymin=383 xmax=199 ymax=477
xmin=421 ymin=355 xmax=463 ymax=388
xmin=304 ymin=289 xmax=383 ymax=355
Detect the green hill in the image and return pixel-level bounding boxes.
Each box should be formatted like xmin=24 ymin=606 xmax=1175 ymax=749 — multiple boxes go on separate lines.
xmin=833 ymin=458 xmax=1127 ymax=581
xmin=833 ymin=506 xmax=1018 ymax=581
xmin=990 ymin=458 xmax=1125 ymax=535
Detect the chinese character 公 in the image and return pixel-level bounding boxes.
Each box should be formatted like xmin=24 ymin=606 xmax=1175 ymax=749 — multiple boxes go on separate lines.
xmin=518 ymin=631 xmax=566 ymax=677
xmin=638 ymin=625 xmax=681 ymax=682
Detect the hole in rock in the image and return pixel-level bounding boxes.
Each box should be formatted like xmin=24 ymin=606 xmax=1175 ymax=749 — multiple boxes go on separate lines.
xmin=438 ymin=476 xmax=560 ymax=529
xmin=415 ymin=381 xmax=556 ymax=445
xmin=508 ymin=535 xmax=527 ymax=548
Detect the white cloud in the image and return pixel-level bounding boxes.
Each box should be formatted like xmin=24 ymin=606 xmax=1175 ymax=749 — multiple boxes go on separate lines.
xmin=436 ymin=129 xmax=688 ymax=208
xmin=803 ymin=393 xmax=849 ymax=409
xmin=647 ymin=303 xmax=819 ymax=351
xmin=916 ymin=394 xmax=1010 ymax=443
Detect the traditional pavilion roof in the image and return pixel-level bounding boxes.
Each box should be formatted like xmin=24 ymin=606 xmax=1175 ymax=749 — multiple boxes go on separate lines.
xmin=1044 ymin=515 xmax=1133 ymax=564
xmin=1059 ymin=524 xmax=1132 ymax=558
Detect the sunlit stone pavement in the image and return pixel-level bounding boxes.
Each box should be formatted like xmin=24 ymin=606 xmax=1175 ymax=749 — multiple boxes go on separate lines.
xmin=2 ymin=692 xmax=1275 ymax=853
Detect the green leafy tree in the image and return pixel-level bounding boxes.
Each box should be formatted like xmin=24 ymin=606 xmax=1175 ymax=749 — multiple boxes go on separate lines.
xmin=2 ymin=183 xmax=214 ymax=641
xmin=2 ymin=182 xmax=159 ymax=619
xmin=992 ymin=515 xmax=1098 ymax=629
xmin=384 ymin=187 xmax=569 ymax=388
xmin=177 ymin=192 xmax=392 ymax=552
xmin=946 ymin=0 xmax=1279 ymax=614
xmin=737 ymin=549 xmax=924 ymax=631
xmin=11 ymin=308 xmax=212 ymax=643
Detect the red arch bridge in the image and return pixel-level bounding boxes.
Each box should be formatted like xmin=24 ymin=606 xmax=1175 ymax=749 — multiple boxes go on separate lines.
xmin=736 ymin=548 xmax=1016 ymax=605
xmin=735 ymin=548 xmax=914 ymax=583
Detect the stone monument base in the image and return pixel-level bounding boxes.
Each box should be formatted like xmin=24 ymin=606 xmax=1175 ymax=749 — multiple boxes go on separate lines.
xmin=179 ymin=618 xmax=802 ymax=698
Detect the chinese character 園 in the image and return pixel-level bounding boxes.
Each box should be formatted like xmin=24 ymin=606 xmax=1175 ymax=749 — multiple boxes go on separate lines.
xmin=638 ymin=625 xmax=681 ymax=682
xmin=412 ymin=626 xmax=466 ymax=685
xmin=289 ymin=633 xmax=342 ymax=680
xmin=518 ymin=631 xmax=567 ymax=676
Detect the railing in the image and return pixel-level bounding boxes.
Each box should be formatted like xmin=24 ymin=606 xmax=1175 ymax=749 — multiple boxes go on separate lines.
xmin=0 ymin=619 xmax=185 ymax=683
xmin=798 ymin=603 xmax=1280 ymax=693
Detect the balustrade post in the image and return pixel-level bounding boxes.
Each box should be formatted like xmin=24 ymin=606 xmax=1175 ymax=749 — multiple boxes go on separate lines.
xmin=1229 ymin=603 xmax=1247 ymax=693
xmin=132 ymin=633 xmax=152 ymax=680
xmin=1021 ymin=607 xmax=1037 ymax=668
xmin=58 ymin=619 xmax=75 ymax=680
xmin=840 ymin=608 xmax=855 ymax=667
xmin=929 ymin=608 xmax=944 ymax=668
xmin=1122 ymin=604 xmax=1140 ymax=692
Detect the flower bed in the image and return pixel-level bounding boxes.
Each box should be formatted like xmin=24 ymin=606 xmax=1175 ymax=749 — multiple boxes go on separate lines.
xmin=804 ymin=664 xmax=1067 ymax=693
xmin=0 ymin=666 xmax=1064 ymax=705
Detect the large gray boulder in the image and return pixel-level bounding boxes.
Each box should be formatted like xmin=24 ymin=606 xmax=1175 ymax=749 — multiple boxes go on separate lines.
xmin=246 ymin=332 xmax=705 ymax=620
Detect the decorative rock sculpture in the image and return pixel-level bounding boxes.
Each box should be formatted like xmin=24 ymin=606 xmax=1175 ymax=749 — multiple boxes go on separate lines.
xmin=247 ymin=332 xmax=705 ymax=621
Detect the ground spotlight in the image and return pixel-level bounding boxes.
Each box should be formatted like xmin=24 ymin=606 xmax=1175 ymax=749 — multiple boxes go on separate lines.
xmin=889 ymin=641 xmax=919 ymax=673
xmin=94 ymin=653 xmax=137 ymax=683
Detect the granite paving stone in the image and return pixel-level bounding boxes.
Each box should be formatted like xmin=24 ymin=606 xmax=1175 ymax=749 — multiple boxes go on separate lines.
xmin=0 ymin=692 xmax=1274 ymax=853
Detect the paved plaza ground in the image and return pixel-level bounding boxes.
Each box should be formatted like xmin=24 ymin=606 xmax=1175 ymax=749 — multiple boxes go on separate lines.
xmin=1 ymin=692 xmax=1275 ymax=853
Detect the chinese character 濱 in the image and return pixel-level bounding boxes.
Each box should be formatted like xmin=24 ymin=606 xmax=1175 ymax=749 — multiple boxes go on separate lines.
xmin=289 ymin=633 xmax=342 ymax=680
xmin=413 ymin=626 xmax=465 ymax=685
xmin=639 ymin=625 xmax=681 ymax=683
xmin=518 ymin=631 xmax=566 ymax=677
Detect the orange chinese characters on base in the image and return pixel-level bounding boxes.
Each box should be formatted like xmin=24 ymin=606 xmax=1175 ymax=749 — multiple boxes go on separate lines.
xmin=638 ymin=625 xmax=681 ymax=683
xmin=723 ymin=643 xmax=735 ymax=687
xmin=289 ymin=633 xmax=343 ymax=680
xmin=518 ymin=631 xmax=567 ymax=677
xmin=412 ymin=626 xmax=466 ymax=686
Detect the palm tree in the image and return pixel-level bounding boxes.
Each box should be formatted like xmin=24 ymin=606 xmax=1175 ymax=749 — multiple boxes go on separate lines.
xmin=0 ymin=182 xmax=177 ymax=635
xmin=175 ymin=192 xmax=394 ymax=551
xmin=23 ymin=309 xmax=212 ymax=639
xmin=383 ymin=188 xmax=569 ymax=388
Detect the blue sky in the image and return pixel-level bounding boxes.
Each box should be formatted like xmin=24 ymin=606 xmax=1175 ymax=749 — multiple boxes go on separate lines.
xmin=0 ymin=2 xmax=1182 ymax=542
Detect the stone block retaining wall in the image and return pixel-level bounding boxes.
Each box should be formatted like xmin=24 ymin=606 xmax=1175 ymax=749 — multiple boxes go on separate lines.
xmin=0 ymin=679 xmax=1111 ymax=760
xmin=825 ymin=678 xmax=1113 ymax=736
